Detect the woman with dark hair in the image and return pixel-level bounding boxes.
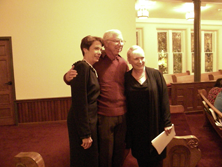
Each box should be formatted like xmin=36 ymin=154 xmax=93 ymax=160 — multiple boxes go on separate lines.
xmin=207 ymin=78 xmax=222 ymax=105
xmin=67 ymin=35 xmax=103 ymax=167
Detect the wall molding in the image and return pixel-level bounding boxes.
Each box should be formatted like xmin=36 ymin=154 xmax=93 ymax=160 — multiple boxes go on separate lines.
xmin=136 ymin=18 xmax=222 ymax=26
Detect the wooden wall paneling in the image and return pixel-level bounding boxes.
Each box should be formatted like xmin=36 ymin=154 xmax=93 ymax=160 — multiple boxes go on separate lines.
xmin=171 ymin=81 xmax=215 ymax=113
xmin=16 ymin=97 xmax=71 ymax=123
xmin=186 ymin=85 xmax=195 ymax=111
xmin=15 ymin=81 xmax=216 ymax=123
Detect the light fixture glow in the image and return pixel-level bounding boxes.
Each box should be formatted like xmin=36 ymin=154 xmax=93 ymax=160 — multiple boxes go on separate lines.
xmin=186 ymin=11 xmax=194 ymax=21
xmin=135 ymin=0 xmax=155 ymax=19
xmin=137 ymin=8 xmax=149 ymax=19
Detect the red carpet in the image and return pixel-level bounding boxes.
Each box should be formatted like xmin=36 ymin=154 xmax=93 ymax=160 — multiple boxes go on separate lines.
xmin=186 ymin=113 xmax=222 ymax=167
xmin=0 ymin=121 xmax=69 ymax=167
xmin=0 ymin=113 xmax=221 ymax=167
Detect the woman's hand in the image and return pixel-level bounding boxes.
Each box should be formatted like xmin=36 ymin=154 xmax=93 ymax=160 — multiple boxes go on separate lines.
xmin=164 ymin=125 xmax=173 ymax=135
xmin=81 ymin=137 xmax=93 ymax=149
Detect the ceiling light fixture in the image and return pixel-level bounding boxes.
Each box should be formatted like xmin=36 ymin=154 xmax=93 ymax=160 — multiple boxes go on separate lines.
xmin=135 ymin=0 xmax=155 ymax=19
xmin=186 ymin=11 xmax=194 ymax=21
xmin=137 ymin=7 xmax=149 ymax=19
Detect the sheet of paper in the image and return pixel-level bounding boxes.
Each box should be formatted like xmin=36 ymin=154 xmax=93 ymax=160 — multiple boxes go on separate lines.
xmin=151 ymin=124 xmax=176 ymax=154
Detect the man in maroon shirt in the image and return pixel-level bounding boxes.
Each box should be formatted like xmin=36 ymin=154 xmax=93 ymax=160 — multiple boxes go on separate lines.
xmin=64 ymin=29 xmax=129 ymax=167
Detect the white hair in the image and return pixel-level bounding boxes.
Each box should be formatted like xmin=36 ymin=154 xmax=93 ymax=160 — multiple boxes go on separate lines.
xmin=127 ymin=45 xmax=144 ymax=60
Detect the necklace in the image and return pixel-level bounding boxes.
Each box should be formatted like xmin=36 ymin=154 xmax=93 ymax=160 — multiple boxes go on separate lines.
xmin=132 ymin=70 xmax=146 ymax=84
xmin=82 ymin=59 xmax=98 ymax=78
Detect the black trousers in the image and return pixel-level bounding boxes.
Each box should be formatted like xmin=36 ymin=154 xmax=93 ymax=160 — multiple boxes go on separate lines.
xmin=137 ymin=158 xmax=163 ymax=167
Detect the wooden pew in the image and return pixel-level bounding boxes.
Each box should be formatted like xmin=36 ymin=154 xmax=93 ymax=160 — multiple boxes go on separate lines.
xmin=164 ymin=135 xmax=201 ymax=167
xmin=201 ymin=70 xmax=222 ymax=81
xmin=198 ymin=89 xmax=222 ymax=139
xmin=209 ymin=74 xmax=222 ymax=81
xmin=201 ymin=73 xmax=211 ymax=81
xmin=163 ymin=71 xmax=190 ymax=99
xmin=171 ymin=81 xmax=215 ymax=112
xmin=173 ymin=75 xmax=194 ymax=83
xmin=170 ymin=73 xmax=221 ymax=83
xmin=14 ymin=152 xmax=45 ymax=167
xmin=163 ymin=74 xmax=175 ymax=86
xmin=163 ymin=70 xmax=190 ymax=85
xmin=174 ymin=70 xmax=190 ymax=76
xmin=211 ymin=70 xmax=222 ymax=75
xmin=163 ymin=74 xmax=174 ymax=99
xmin=163 ymin=105 xmax=201 ymax=167
xmin=174 ymin=70 xmax=222 ymax=82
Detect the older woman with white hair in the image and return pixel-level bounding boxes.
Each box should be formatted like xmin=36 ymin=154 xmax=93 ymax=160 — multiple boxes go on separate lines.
xmin=124 ymin=45 xmax=172 ymax=167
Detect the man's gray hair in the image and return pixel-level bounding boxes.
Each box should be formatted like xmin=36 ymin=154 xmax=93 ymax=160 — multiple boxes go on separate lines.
xmin=103 ymin=29 xmax=122 ymax=40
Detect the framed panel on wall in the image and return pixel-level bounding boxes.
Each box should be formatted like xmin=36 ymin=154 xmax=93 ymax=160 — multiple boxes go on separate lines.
xmin=136 ymin=28 xmax=144 ymax=49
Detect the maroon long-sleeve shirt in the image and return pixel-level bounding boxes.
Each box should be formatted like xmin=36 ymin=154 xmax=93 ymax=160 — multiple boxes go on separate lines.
xmin=94 ymin=54 xmax=128 ymax=116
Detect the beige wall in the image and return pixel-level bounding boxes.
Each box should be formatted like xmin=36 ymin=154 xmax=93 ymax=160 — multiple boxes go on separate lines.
xmin=1 ymin=0 xmax=221 ymax=100
xmin=0 ymin=0 xmax=136 ymax=99
xmin=136 ymin=18 xmax=222 ymax=73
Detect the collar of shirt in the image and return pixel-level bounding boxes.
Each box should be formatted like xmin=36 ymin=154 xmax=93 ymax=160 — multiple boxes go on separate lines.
xmin=101 ymin=50 xmax=120 ymax=61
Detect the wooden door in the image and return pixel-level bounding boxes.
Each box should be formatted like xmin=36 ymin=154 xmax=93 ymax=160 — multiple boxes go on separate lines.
xmin=0 ymin=37 xmax=16 ymax=125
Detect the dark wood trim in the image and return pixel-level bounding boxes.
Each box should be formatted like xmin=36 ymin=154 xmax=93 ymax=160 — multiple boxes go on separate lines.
xmin=16 ymin=97 xmax=71 ymax=123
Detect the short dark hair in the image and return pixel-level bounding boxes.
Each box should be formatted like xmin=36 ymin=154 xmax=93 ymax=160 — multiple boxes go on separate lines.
xmin=214 ymin=78 xmax=222 ymax=87
xmin=80 ymin=35 xmax=103 ymax=56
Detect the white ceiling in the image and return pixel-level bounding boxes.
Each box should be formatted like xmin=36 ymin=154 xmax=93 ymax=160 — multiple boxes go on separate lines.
xmin=136 ymin=0 xmax=222 ymax=20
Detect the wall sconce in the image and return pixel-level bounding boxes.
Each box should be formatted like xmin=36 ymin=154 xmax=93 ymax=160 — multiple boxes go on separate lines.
xmin=137 ymin=7 xmax=149 ymax=19
xmin=186 ymin=11 xmax=194 ymax=21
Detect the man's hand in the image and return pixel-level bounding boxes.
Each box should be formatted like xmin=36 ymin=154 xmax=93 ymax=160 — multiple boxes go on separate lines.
xmin=164 ymin=125 xmax=173 ymax=135
xmin=81 ymin=137 xmax=93 ymax=149
xmin=65 ymin=65 xmax=78 ymax=82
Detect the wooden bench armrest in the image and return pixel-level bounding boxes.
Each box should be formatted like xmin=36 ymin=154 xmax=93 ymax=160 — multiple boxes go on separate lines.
xmin=198 ymin=89 xmax=207 ymax=97
xmin=209 ymin=74 xmax=222 ymax=81
xmin=173 ymin=71 xmax=190 ymax=77
xmin=14 ymin=152 xmax=45 ymax=167
xmin=164 ymin=135 xmax=201 ymax=167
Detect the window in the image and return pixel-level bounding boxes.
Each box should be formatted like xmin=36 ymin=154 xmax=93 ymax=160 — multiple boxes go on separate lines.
xmin=204 ymin=32 xmax=213 ymax=72
xmin=157 ymin=30 xmax=185 ymax=74
xmin=172 ymin=32 xmax=182 ymax=73
xmin=157 ymin=32 xmax=168 ymax=74
xmin=158 ymin=29 xmax=217 ymax=74
xmin=191 ymin=31 xmax=216 ymax=73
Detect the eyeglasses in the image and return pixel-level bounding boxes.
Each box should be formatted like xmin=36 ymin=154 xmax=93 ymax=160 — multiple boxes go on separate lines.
xmin=107 ymin=39 xmax=126 ymax=45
